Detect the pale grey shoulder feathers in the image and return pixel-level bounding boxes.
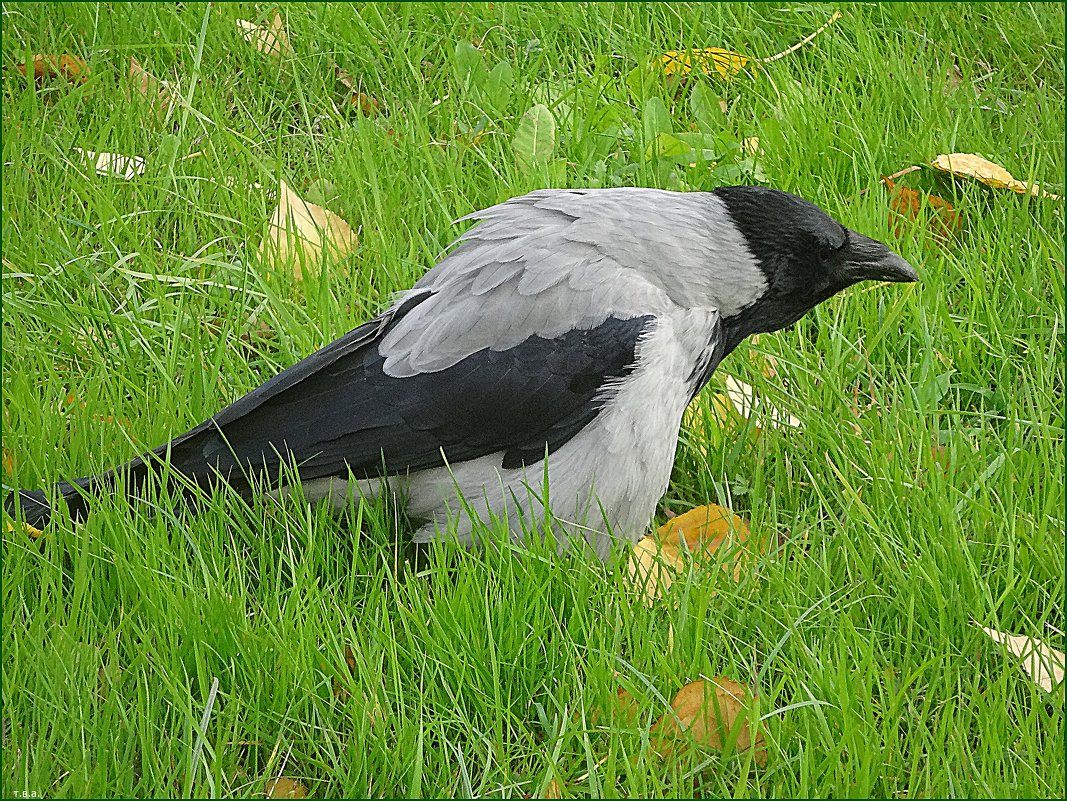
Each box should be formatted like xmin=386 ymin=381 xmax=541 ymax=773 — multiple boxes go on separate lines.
xmin=379 ymin=188 xmax=766 ymax=377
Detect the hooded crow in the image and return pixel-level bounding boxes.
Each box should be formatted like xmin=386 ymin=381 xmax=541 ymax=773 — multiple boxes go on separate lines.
xmin=6 ymin=186 xmax=917 ymax=558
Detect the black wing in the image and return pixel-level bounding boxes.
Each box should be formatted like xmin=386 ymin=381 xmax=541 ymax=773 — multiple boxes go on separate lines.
xmin=152 ymin=295 xmax=654 ymax=489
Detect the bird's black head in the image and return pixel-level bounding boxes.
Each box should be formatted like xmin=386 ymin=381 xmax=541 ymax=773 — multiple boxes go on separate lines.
xmin=714 ymin=185 xmax=917 ymax=350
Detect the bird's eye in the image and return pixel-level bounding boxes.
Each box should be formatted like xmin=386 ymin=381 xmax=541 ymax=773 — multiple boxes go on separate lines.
xmin=815 ymin=227 xmax=847 ymax=261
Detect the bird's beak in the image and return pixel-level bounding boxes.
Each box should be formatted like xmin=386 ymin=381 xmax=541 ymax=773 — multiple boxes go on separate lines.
xmin=845 ymin=230 xmax=919 ymax=283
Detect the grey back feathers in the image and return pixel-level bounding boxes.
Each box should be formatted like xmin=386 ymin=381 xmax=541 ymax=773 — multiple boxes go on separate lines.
xmin=379 ymin=188 xmax=766 ymax=377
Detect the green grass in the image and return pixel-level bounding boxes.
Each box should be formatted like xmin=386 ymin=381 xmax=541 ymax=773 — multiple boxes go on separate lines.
xmin=2 ymin=2 xmax=1064 ymax=797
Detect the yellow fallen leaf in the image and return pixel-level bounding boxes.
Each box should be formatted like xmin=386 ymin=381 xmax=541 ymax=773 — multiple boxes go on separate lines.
xmin=587 ymin=670 xmax=644 ymax=730
xmin=258 ymin=180 xmax=358 ymax=280
xmin=659 ymin=11 xmax=842 ymax=81
xmin=930 ymin=153 xmax=1061 ymax=200
xmin=331 ymin=644 xmax=355 ymax=701
xmin=72 ymin=147 xmax=145 ymax=180
xmin=236 ymin=9 xmax=293 ymax=59
xmin=265 ymin=776 xmax=308 ymax=798
xmin=628 ymin=503 xmax=751 ymax=602
xmin=979 ymin=625 xmax=1065 ymax=694
xmin=611 ymin=685 xmax=642 ymax=727
xmin=128 ymin=57 xmax=171 ymax=117
xmin=740 ymin=136 xmax=763 ymax=158
xmin=724 ymin=375 xmax=801 ymax=430
xmin=661 ymin=48 xmax=750 ymax=80
xmin=607 ymin=685 xmax=643 ymax=728
xmin=5 ymin=519 xmax=43 ymax=540
xmin=651 ymin=677 xmax=767 ymax=766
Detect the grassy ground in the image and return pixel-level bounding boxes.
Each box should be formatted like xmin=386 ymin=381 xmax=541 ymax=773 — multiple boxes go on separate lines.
xmin=2 ymin=2 xmax=1064 ymax=797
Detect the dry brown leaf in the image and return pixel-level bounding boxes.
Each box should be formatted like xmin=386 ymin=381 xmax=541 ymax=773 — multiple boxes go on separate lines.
xmin=63 ymin=389 xmax=131 ymax=428
xmin=265 ymin=777 xmax=308 ymax=798
xmin=236 ymin=10 xmax=293 ymax=59
xmin=258 ymin=180 xmax=358 ymax=280
xmin=628 ymin=503 xmax=751 ymax=602
xmin=928 ymin=444 xmax=951 ymax=473
xmin=334 ymin=65 xmax=384 ymax=115
xmin=882 ymin=176 xmax=962 ymax=241
xmin=335 ymin=64 xmax=358 ymax=91
xmin=606 ymin=685 xmax=643 ymax=727
xmin=651 ymin=677 xmax=767 ymax=766
xmin=352 ymin=92 xmax=383 ymax=116
xmin=611 ymin=686 xmax=642 ymax=727
xmin=661 ymin=48 xmax=749 ymax=80
xmin=931 ymin=153 xmax=1061 ymax=200
xmin=2 ymin=448 xmax=12 ymax=477
xmin=128 ymin=57 xmax=171 ymax=116
xmin=588 ymin=671 xmax=644 ymax=729
xmin=724 ymin=375 xmax=801 ymax=430
xmin=541 ymin=777 xmax=562 ymax=799
xmin=95 ymin=662 xmax=116 ymax=703
xmin=73 ymin=147 xmax=146 ymax=180
xmin=681 ymin=397 xmax=734 ymax=459
xmin=979 ymin=625 xmax=1065 ymax=694
xmin=96 ymin=666 xmax=109 ymax=702
xmin=942 ymin=61 xmax=964 ymax=96
xmin=16 ymin=54 xmax=89 ymax=85
xmin=331 ymin=645 xmax=356 ymax=701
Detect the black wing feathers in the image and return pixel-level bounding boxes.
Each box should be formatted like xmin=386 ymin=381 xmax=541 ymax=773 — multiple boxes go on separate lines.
xmin=171 ymin=304 xmax=653 ymax=485
xmin=6 ymin=297 xmax=653 ymax=526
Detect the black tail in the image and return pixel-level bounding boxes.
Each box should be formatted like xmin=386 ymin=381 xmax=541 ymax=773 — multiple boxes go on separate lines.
xmin=3 ymin=423 xmax=254 ymax=530
xmin=5 ymin=477 xmax=96 ymax=529
xmin=3 ymin=451 xmax=166 ymax=530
